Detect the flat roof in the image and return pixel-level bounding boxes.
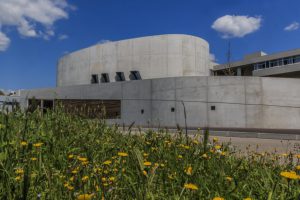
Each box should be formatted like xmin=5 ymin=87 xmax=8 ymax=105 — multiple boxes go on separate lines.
xmin=213 ymin=48 xmax=300 ymax=71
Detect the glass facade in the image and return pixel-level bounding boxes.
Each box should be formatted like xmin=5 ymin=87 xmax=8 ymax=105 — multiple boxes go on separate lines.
xmin=253 ymin=55 xmax=300 ymax=70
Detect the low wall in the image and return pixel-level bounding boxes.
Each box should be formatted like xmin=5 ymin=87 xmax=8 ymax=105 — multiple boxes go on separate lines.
xmin=20 ymin=76 xmax=300 ymax=131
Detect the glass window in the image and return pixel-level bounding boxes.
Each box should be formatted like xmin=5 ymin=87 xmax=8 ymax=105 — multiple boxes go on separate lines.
xmin=101 ymin=73 xmax=110 ymax=83
xmin=91 ymin=74 xmax=99 ymax=84
xmin=129 ymin=71 xmax=142 ymax=80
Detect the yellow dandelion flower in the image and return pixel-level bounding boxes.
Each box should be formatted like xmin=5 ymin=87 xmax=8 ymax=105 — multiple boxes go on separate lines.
xmin=71 ymin=170 xmax=78 ymax=174
xmin=15 ymin=176 xmax=22 ymax=181
xmin=117 ymin=152 xmax=128 ymax=157
xmin=154 ymin=163 xmax=159 ymax=167
xmin=101 ymin=177 xmax=107 ymax=182
xmin=69 ymin=176 xmax=74 ymax=182
xmin=296 ymin=154 xmax=300 ymax=159
xmin=30 ymin=157 xmax=37 ymax=161
xmin=178 ymin=155 xmax=183 ymax=159
xmin=244 ymin=198 xmax=252 ymax=200
xmin=68 ymin=154 xmax=74 ymax=159
xmin=144 ymin=161 xmax=151 ymax=166
xmin=143 ymin=170 xmax=147 ymax=176
xmin=20 ymin=141 xmax=28 ymax=146
xmin=281 ymin=153 xmax=288 ymax=157
xmin=202 ymin=153 xmax=208 ymax=158
xmin=103 ymin=160 xmax=112 ymax=165
xmin=81 ymin=161 xmax=89 ymax=166
xmin=280 ymin=171 xmax=299 ymax=180
xmin=192 ymin=140 xmax=199 ymax=144
xmin=184 ymin=145 xmax=190 ymax=150
xmin=109 ymin=177 xmax=115 ymax=182
xmin=184 ymin=183 xmax=198 ymax=190
xmin=77 ymin=157 xmax=88 ymax=162
xmin=82 ymin=176 xmax=89 ymax=182
xmin=143 ymin=153 xmax=149 ymax=157
xmin=185 ymin=166 xmax=192 ymax=175
xmin=160 ymin=164 xmax=165 ymax=167
xmin=103 ymin=183 xmax=108 ymax=187
xmin=15 ymin=168 xmax=24 ymax=175
xmin=67 ymin=185 xmax=74 ymax=191
xmin=213 ymin=197 xmax=224 ymax=200
xmin=213 ymin=137 xmax=219 ymax=142
xmin=33 ymin=142 xmax=43 ymax=148
xmin=215 ymin=145 xmax=221 ymax=150
xmin=225 ymin=176 xmax=233 ymax=182
xmin=103 ymin=170 xmax=109 ymax=174
xmin=296 ymin=165 xmax=300 ymax=170
xmin=77 ymin=194 xmax=94 ymax=200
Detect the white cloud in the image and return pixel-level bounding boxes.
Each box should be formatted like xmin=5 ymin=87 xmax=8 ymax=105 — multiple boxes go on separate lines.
xmin=58 ymin=34 xmax=68 ymax=40
xmin=212 ymin=15 xmax=262 ymax=38
xmin=97 ymin=39 xmax=111 ymax=44
xmin=209 ymin=53 xmax=217 ymax=62
xmin=0 ymin=31 xmax=10 ymax=51
xmin=0 ymin=0 xmax=72 ymax=51
xmin=284 ymin=22 xmax=299 ymax=31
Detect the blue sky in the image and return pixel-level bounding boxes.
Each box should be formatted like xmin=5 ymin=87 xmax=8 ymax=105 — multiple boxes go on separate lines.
xmin=0 ymin=0 xmax=300 ymax=90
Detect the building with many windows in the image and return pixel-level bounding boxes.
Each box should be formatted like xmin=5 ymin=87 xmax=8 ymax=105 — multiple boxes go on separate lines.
xmin=213 ymin=49 xmax=300 ymax=77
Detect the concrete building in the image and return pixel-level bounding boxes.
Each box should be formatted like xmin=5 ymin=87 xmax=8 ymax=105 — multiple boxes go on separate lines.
xmin=16 ymin=34 xmax=300 ymax=134
xmin=213 ymin=49 xmax=300 ymax=77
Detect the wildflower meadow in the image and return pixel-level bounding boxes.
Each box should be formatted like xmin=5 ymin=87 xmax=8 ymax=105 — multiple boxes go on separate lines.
xmin=0 ymin=108 xmax=299 ymax=199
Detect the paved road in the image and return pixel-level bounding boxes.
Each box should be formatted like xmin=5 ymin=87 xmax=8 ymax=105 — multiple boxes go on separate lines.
xmin=214 ymin=136 xmax=300 ymax=154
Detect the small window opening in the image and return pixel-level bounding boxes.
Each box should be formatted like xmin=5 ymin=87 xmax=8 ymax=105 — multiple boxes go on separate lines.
xmin=141 ymin=109 xmax=144 ymax=114
xmin=101 ymin=73 xmax=110 ymax=83
xmin=130 ymin=71 xmax=142 ymax=80
xmin=91 ymin=74 xmax=99 ymax=84
xmin=211 ymin=106 xmax=216 ymax=111
xmin=116 ymin=72 xmax=125 ymax=81
xmin=171 ymin=107 xmax=175 ymax=112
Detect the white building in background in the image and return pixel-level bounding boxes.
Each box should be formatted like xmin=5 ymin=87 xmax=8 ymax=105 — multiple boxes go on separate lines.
xmin=14 ymin=34 xmax=300 ymax=136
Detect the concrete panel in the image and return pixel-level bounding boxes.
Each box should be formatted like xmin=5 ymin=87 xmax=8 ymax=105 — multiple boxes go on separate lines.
xmin=245 ymin=105 xmax=263 ymax=128
xmin=208 ymin=103 xmax=246 ymax=128
xmin=150 ymin=35 xmax=168 ymax=55
xmin=245 ymin=77 xmax=262 ymax=104
xmin=167 ymin=35 xmax=183 ymax=55
xmin=151 ymin=100 xmax=176 ymax=127
xmin=262 ymin=105 xmax=300 ymax=129
xmin=182 ymin=55 xmax=196 ymax=75
xmin=122 ymin=80 xmax=151 ymax=100
xmin=150 ymin=55 xmax=168 ymax=78
xmin=175 ymin=101 xmax=207 ymax=128
xmin=167 ymin=55 xmax=183 ymax=77
xmin=81 ymin=83 xmax=122 ymax=99
xmin=151 ymin=78 xmax=176 ymax=100
xmin=208 ymin=77 xmax=245 ymax=104
xmin=122 ymin=100 xmax=152 ymax=126
xmin=262 ymin=78 xmax=300 ymax=107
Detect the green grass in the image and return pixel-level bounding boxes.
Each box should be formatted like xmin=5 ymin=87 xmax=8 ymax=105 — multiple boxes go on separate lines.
xmin=0 ymin=108 xmax=299 ymax=200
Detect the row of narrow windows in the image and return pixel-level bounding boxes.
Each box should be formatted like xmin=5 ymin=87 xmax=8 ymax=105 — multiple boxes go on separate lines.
xmin=253 ymin=55 xmax=300 ymax=70
xmin=91 ymin=71 xmax=142 ymax=84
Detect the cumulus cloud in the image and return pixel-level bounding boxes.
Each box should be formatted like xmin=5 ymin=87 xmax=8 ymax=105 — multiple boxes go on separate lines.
xmin=0 ymin=31 xmax=10 ymax=51
xmin=212 ymin=15 xmax=262 ymax=38
xmin=209 ymin=53 xmax=217 ymax=62
xmin=58 ymin=34 xmax=68 ymax=40
xmin=284 ymin=22 xmax=299 ymax=31
xmin=0 ymin=0 xmax=72 ymax=51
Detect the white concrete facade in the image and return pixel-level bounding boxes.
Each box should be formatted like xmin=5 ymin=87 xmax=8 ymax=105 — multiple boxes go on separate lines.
xmin=57 ymin=34 xmax=210 ymax=86
xmin=20 ymin=76 xmax=300 ymax=131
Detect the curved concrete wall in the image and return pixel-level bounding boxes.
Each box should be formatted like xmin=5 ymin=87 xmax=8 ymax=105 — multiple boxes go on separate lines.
xmin=57 ymin=34 xmax=210 ymax=86
xmin=21 ymin=76 xmax=300 ymax=131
